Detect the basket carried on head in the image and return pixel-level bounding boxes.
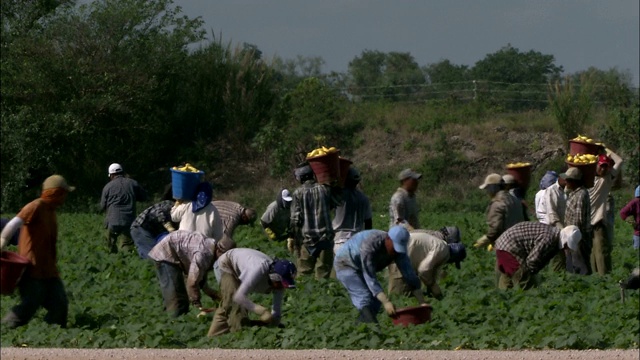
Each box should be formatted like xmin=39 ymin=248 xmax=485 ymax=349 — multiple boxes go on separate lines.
xmin=565 ymin=161 xmax=597 ymax=188
xmin=170 ymin=165 xmax=204 ymax=201
xmin=1 ymin=251 xmax=31 ymax=295
xmin=505 ymin=163 xmax=532 ymax=190
xmin=569 ymin=140 xmax=604 ymax=156
xmin=307 ymin=148 xmax=341 ymax=185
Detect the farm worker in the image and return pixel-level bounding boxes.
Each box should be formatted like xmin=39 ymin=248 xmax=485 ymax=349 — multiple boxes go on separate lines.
xmin=171 ymin=181 xmax=223 ymax=241
xmin=0 ymin=175 xmax=75 ymax=328
xmin=130 ymin=184 xmax=177 ymax=259
xmin=212 ymin=200 xmax=257 ymax=238
xmin=619 ymin=185 xmax=640 ymax=250
xmin=261 ymin=189 xmax=293 ymax=242
xmin=561 ymin=167 xmax=592 ymax=275
xmin=474 ymin=173 xmax=524 ymax=249
xmin=423 ymin=226 xmax=462 ymax=244
xmin=588 ymin=149 xmax=623 ymax=275
xmin=333 ymin=225 xmax=427 ymax=323
xmin=503 ymin=174 xmax=530 ymax=221
xmin=389 ymin=168 xmax=422 ymax=229
xmin=495 ymin=222 xmax=582 ymax=289
xmin=148 ymin=230 xmax=236 ymax=317
xmin=388 ymin=230 xmax=467 ymax=300
xmin=208 ymin=248 xmax=296 ymax=337
xmin=535 ymin=171 xmax=559 ymax=224
xmin=290 ymin=163 xmax=338 ymax=279
xmin=100 ymin=163 xmax=147 ymax=254
xmin=544 ymin=172 xmax=568 ymax=272
xmin=0 ymin=218 xmax=20 ymax=246
xmin=332 ymin=167 xmax=373 ymax=254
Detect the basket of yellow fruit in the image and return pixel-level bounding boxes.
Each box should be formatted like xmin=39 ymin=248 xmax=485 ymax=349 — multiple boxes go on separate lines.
xmin=306 ymin=146 xmax=340 ymax=185
xmin=569 ymin=135 xmax=604 ymax=156
xmin=170 ymin=163 xmax=204 ymax=200
xmin=565 ymin=153 xmax=597 ymax=188
xmin=505 ymin=162 xmax=532 ymax=190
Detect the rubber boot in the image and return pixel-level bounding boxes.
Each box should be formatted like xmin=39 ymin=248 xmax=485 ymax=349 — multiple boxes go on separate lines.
xmin=357 ymin=307 xmax=377 ymax=323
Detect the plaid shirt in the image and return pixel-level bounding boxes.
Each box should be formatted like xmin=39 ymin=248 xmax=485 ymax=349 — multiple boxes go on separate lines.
xmin=290 ymin=181 xmax=334 ymax=247
xmin=565 ymin=187 xmax=592 ymax=241
xmin=131 ymin=200 xmax=173 ymax=236
xmin=212 ymin=200 xmax=245 ymax=237
xmin=495 ymin=222 xmax=561 ymax=274
xmin=148 ymin=230 xmax=216 ymax=304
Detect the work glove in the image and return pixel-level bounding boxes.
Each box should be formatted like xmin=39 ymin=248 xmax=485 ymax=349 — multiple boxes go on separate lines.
xmin=254 ymin=305 xmax=273 ymax=323
xmin=474 ymin=235 xmax=490 ymax=248
xmin=196 ymin=307 xmax=215 ymax=318
xmin=265 ymin=227 xmax=277 ymax=241
xmin=625 ymin=217 xmax=635 ymax=225
xmin=487 ymin=244 xmax=494 ymax=252
xmin=163 ymin=222 xmax=176 ymax=232
xmin=287 ymin=238 xmax=295 ymax=255
xmin=375 ymin=292 xmax=396 ymax=316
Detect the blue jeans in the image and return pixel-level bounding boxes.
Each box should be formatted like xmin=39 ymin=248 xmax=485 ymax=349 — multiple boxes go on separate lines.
xmin=335 ymin=267 xmax=381 ymax=315
xmin=2 ymin=275 xmax=68 ymax=328
xmin=633 ymin=235 xmax=640 ymax=250
xmin=130 ymin=226 xmax=156 ymax=259
xmin=154 ymin=261 xmax=190 ymax=317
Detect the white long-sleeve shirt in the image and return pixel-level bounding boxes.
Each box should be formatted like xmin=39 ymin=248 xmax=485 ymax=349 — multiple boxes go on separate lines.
xmin=171 ymin=202 xmax=223 ymax=241
xmin=216 ymin=248 xmax=283 ymax=317
xmin=589 ymin=150 xmax=623 ymax=226
xmin=544 ymin=181 xmax=566 ymax=227
xmin=535 ymin=189 xmax=548 ymax=224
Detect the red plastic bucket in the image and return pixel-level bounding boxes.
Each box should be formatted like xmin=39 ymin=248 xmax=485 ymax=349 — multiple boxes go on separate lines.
xmin=505 ymin=164 xmax=532 ymax=191
xmin=307 ymin=151 xmax=340 ymax=185
xmin=391 ymin=304 xmax=433 ymax=327
xmin=569 ymin=140 xmax=603 ymax=156
xmin=565 ymin=161 xmax=597 ymax=188
xmin=1 ymin=251 xmax=31 ymax=295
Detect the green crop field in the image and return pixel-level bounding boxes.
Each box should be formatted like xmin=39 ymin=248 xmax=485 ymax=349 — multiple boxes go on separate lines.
xmin=1 ymin=208 xmax=638 ymax=350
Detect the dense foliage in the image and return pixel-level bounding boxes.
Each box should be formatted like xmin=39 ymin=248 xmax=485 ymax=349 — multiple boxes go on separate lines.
xmin=1 ymin=204 xmax=638 ymax=349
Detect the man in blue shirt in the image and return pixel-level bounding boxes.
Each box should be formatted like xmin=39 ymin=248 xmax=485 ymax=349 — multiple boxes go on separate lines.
xmin=334 ymin=225 xmax=426 ymax=323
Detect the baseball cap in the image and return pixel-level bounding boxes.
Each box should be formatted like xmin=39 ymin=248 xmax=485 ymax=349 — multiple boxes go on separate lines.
xmin=281 ymin=189 xmax=293 ymax=202
xmin=597 ymin=154 xmax=611 ymax=166
xmin=443 ymin=226 xmax=461 ymax=244
xmin=479 ymin=173 xmax=502 ymax=189
xmin=108 ymin=163 xmax=123 ymax=176
xmin=347 ymin=167 xmax=361 ymax=182
xmin=559 ymin=167 xmax=582 ymax=180
xmin=560 ymin=225 xmax=582 ymax=251
xmin=272 ymin=259 xmax=297 ymax=288
xmin=398 ymin=168 xmax=422 ymax=181
xmin=388 ymin=225 xmax=410 ymax=253
xmin=43 ymin=175 xmax=76 ymax=192
xmin=448 ymin=242 xmax=467 ymax=269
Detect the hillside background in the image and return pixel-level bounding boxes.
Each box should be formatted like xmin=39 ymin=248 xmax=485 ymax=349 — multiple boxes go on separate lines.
xmin=1 ymin=0 xmax=638 ymax=216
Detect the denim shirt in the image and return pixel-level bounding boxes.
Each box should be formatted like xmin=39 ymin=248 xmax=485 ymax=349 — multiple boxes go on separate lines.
xmin=335 ymin=230 xmax=420 ymax=296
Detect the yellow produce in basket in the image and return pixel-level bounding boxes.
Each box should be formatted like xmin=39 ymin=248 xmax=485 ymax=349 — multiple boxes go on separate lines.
xmin=566 ymin=153 xmax=597 ymax=165
xmin=307 ymin=146 xmax=338 ymax=159
xmin=172 ymin=163 xmax=200 ymax=172
xmin=571 ymin=134 xmax=597 ymax=143
xmin=506 ymin=162 xmax=531 ymax=168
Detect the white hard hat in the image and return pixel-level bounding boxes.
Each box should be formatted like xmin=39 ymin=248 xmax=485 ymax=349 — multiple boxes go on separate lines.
xmin=108 ymin=163 xmax=123 ymax=176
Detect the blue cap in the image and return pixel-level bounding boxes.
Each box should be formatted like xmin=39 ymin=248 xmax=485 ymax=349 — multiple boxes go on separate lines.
xmin=273 ymin=259 xmax=297 ymax=288
xmin=448 ymin=242 xmax=467 ymax=269
xmin=635 ymin=185 xmax=640 ymax=198
xmin=388 ymin=225 xmax=410 ymax=253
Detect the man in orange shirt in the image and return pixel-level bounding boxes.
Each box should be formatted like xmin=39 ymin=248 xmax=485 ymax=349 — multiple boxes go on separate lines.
xmin=0 ymin=175 xmax=75 ymax=328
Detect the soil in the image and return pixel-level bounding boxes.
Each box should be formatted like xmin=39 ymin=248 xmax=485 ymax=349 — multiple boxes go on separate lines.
xmin=1 ymin=348 xmax=638 ymax=360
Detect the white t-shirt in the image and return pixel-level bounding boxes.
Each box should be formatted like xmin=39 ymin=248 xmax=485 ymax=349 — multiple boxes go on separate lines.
xmin=535 ymin=189 xmax=548 ymax=224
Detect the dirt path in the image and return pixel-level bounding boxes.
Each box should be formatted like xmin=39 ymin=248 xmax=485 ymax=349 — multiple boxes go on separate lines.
xmin=1 ymin=348 xmax=638 ymax=360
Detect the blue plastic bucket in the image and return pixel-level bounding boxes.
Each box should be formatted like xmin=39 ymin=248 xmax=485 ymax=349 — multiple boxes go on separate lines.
xmin=170 ymin=169 xmax=204 ymax=200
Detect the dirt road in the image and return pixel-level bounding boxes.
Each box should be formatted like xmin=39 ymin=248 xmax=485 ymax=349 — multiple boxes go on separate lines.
xmin=1 ymin=348 xmax=638 ymax=360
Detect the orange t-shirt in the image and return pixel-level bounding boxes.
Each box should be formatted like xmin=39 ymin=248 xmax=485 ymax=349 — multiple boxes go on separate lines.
xmin=17 ymin=198 xmax=59 ymax=279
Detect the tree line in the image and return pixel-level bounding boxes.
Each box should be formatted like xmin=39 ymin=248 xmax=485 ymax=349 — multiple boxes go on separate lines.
xmin=1 ymin=0 xmax=637 ymax=212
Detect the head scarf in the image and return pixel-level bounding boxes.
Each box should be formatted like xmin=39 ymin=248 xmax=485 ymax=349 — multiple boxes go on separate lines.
xmin=192 ymin=182 xmax=213 ymax=213
xmin=539 ymin=171 xmax=558 ymax=190
xmin=40 ymin=188 xmax=68 ymax=208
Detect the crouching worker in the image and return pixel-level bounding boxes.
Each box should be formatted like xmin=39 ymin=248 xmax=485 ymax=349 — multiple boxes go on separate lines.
xmin=388 ymin=230 xmax=467 ymax=300
xmin=334 ymin=225 xmax=427 ymax=323
xmin=148 ymin=230 xmax=236 ymax=317
xmin=495 ymin=222 xmax=582 ymax=290
xmin=208 ymin=248 xmax=297 ymax=337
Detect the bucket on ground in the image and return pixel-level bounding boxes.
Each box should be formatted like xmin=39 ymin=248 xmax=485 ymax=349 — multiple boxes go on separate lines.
xmin=1 ymin=251 xmax=31 ymax=295
xmin=308 ymin=151 xmax=341 ymax=185
xmin=391 ymin=304 xmax=433 ymax=327
xmin=170 ymin=168 xmax=204 ymax=201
